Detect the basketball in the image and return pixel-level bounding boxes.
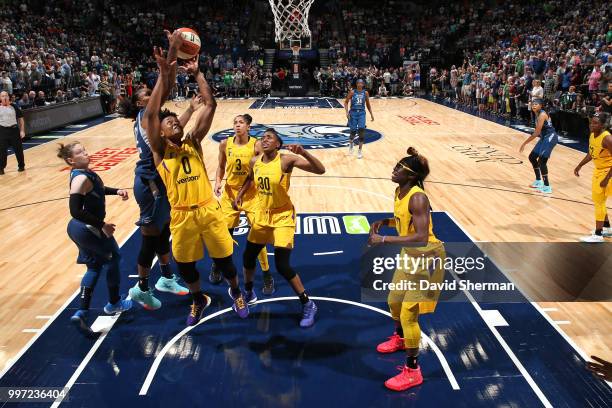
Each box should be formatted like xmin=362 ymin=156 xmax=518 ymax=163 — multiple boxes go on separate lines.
xmin=177 ymin=27 xmax=201 ymax=60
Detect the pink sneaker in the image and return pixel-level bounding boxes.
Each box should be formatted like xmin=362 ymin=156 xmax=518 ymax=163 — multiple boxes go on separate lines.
xmin=376 ymin=333 xmax=406 ymax=353
xmin=385 ymin=365 xmax=423 ymax=391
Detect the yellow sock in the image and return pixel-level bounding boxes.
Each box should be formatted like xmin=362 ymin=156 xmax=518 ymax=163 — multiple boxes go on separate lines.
xmin=257 ymin=246 xmax=269 ymax=272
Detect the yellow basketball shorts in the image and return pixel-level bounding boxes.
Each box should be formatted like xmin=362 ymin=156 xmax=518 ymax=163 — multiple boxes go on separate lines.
xmin=247 ymin=206 xmax=296 ymax=249
xmin=220 ymin=186 xmax=258 ymax=228
xmin=592 ymin=169 xmax=612 ymax=222
xmin=170 ymin=201 xmax=233 ymax=263
xmin=387 ymin=242 xmax=446 ymax=317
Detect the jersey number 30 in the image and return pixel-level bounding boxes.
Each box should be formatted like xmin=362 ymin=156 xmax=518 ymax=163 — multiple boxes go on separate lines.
xmin=258 ymin=176 xmax=271 ymax=191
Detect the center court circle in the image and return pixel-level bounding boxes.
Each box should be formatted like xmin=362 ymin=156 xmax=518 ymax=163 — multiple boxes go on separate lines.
xmin=211 ymin=124 xmax=383 ymax=149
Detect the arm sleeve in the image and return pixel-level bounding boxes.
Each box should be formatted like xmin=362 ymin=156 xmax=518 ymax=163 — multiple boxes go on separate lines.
xmin=104 ymin=187 xmax=119 ymax=195
xmin=69 ymin=194 xmax=105 ymax=229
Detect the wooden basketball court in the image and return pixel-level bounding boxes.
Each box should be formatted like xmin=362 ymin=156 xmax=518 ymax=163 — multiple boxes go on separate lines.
xmin=0 ymin=97 xmax=610 ymax=372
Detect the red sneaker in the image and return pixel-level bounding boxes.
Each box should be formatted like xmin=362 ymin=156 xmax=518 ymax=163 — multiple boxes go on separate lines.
xmin=376 ymin=333 xmax=406 ymax=353
xmin=385 ymin=365 xmax=423 ymax=391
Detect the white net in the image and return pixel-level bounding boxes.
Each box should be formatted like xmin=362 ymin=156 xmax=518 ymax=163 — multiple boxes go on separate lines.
xmin=268 ymin=0 xmax=314 ymax=44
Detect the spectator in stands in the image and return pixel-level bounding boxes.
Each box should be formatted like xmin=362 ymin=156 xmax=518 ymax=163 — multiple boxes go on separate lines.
xmin=378 ymin=81 xmax=389 ymax=97
xmin=588 ymin=62 xmax=603 ymax=103
xmin=98 ymin=74 xmax=112 ymax=114
xmin=600 ymin=83 xmax=612 ymax=115
xmin=1 ymin=72 xmax=12 ymax=95
xmin=87 ymin=71 xmax=100 ymax=96
xmin=0 ymin=90 xmax=25 ymax=174
xmin=34 ymin=91 xmax=46 ymax=107
xmin=17 ymin=93 xmax=31 ymax=110
xmin=55 ymin=90 xmax=66 ymax=104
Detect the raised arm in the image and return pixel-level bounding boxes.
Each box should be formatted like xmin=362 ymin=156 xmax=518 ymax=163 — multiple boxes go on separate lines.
xmin=184 ymin=59 xmax=217 ymax=144
xmin=178 ymin=94 xmax=204 ymax=128
xmin=282 ymin=144 xmax=325 ymax=175
xmin=163 ymin=30 xmax=182 ymax=101
xmin=143 ymin=47 xmax=176 ymax=166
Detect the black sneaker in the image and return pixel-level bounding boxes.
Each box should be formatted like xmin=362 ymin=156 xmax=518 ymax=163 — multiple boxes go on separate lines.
xmin=0 ymin=169 xmax=4 ymax=175
xmin=17 ymin=167 xmax=25 ymax=172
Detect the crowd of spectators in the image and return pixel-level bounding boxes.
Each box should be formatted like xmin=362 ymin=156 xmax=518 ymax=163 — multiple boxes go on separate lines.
xmin=315 ymin=65 xmax=420 ymax=97
xmin=423 ymin=0 xmax=612 ymax=123
xmin=0 ymin=0 xmax=610 ymax=121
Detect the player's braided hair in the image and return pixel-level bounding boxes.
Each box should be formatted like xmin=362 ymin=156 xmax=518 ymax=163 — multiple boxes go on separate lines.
xmin=158 ymin=108 xmax=178 ymax=122
xmin=399 ymin=147 xmax=430 ymax=189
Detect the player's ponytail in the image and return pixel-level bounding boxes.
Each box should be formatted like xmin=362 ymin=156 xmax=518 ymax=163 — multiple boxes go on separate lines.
xmin=57 ymin=141 xmax=80 ymax=165
xmin=234 ymin=113 xmax=253 ymax=125
xmin=399 ymin=146 xmax=430 ymax=189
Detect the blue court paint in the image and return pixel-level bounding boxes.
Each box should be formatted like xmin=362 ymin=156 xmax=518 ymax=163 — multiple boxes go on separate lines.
xmin=211 ymin=124 xmax=382 ymax=150
xmin=249 ymin=97 xmax=343 ymax=109
xmin=0 ymin=213 xmax=609 ymax=407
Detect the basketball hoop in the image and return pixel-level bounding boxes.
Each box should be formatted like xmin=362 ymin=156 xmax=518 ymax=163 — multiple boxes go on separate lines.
xmin=268 ymin=0 xmax=314 ymax=49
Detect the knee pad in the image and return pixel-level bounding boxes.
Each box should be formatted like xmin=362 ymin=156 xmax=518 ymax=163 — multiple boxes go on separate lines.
xmin=138 ymin=234 xmax=158 ymax=268
xmin=243 ymin=241 xmax=265 ymax=270
xmin=358 ymin=128 xmax=365 ymax=142
xmin=213 ymin=255 xmax=237 ymax=280
xmin=177 ymin=262 xmax=199 ymax=284
xmin=274 ymin=248 xmax=296 ymax=281
xmin=155 ymin=224 xmax=171 ymax=255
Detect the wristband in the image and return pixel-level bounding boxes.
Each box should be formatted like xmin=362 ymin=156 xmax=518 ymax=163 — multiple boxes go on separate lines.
xmin=104 ymin=187 xmax=119 ymax=195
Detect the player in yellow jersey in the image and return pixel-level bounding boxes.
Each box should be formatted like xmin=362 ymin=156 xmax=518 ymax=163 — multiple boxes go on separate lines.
xmin=233 ymin=129 xmax=326 ymax=327
xmin=574 ymin=113 xmax=612 ymax=243
xmin=368 ymin=147 xmax=446 ymax=391
xmin=143 ymin=42 xmax=249 ymax=325
xmin=211 ymin=114 xmax=274 ymax=296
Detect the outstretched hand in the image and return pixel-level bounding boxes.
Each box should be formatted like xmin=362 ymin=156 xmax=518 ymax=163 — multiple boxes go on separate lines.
xmin=153 ymin=47 xmax=176 ymax=74
xmin=166 ymin=29 xmax=184 ymax=49
xmin=285 ymin=144 xmax=306 ymax=156
xmin=189 ymin=94 xmax=205 ymax=111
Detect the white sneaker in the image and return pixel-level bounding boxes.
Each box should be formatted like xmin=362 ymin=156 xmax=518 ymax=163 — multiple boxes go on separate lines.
xmin=348 ymin=145 xmax=354 ymax=154
xmin=579 ymin=234 xmax=605 ymax=243
xmin=592 ymin=227 xmax=612 ymax=237
xmin=357 ymin=151 xmax=363 ymax=159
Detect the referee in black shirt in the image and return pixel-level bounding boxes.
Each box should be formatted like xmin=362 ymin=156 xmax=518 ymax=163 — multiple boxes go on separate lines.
xmin=0 ymin=91 xmax=26 ymax=175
